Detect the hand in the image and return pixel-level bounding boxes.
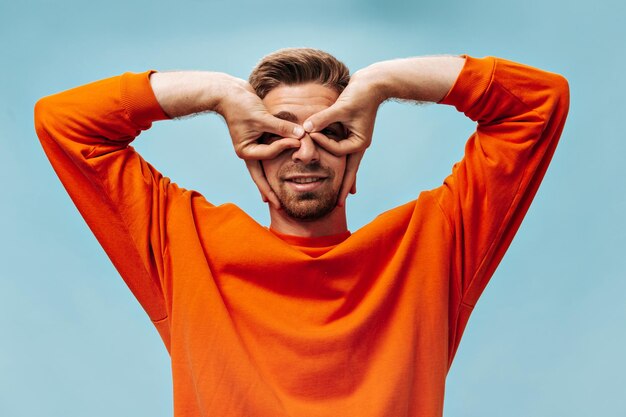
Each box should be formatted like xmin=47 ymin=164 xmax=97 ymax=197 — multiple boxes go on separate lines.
xmin=215 ymin=76 xmax=305 ymax=207
xmin=302 ymin=68 xmax=387 ymax=206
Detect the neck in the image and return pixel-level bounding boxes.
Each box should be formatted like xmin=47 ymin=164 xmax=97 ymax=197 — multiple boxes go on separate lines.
xmin=268 ymin=205 xmax=348 ymax=237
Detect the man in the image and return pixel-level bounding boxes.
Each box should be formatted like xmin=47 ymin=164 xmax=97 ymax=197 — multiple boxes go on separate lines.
xmin=34 ymin=48 xmax=569 ymax=416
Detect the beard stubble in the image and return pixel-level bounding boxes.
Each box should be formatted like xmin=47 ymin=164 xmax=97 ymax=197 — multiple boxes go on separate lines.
xmin=275 ymin=162 xmax=340 ymax=221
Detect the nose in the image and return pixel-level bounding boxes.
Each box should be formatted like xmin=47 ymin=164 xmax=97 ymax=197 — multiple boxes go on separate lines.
xmin=291 ymin=134 xmax=320 ymax=164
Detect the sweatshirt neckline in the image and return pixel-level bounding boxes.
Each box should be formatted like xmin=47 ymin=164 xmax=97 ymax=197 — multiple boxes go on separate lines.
xmin=269 ymin=228 xmax=351 ymax=248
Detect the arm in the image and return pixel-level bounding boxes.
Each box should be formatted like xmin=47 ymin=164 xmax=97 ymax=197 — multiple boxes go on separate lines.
xmin=150 ymin=71 xmax=305 ymax=207
xmin=359 ymin=55 xmax=466 ymax=103
xmin=33 ymin=70 xmax=304 ymax=345
xmin=306 ymin=55 xmax=569 ymax=360
xmin=34 ymin=72 xmax=173 ymax=343
xmin=303 ymin=56 xmax=465 ymax=205
xmin=432 ymin=57 xmax=569 ymax=362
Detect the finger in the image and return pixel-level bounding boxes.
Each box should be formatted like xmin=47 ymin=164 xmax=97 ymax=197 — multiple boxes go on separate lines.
xmin=240 ymin=138 xmax=301 ymax=160
xmin=309 ymin=132 xmax=363 ymax=156
xmin=263 ymin=115 xmax=305 ymax=138
xmin=245 ymin=160 xmax=280 ymax=209
xmin=337 ymin=151 xmax=364 ymax=207
xmin=302 ymin=105 xmax=344 ymax=133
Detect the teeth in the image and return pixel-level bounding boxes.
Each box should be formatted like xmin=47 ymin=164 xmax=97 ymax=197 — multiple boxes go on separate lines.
xmin=291 ymin=177 xmax=321 ymax=184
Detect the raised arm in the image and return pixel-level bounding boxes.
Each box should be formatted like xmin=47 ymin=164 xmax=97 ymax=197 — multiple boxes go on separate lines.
xmin=34 ymin=72 xmax=174 ymax=341
xmin=150 ymin=71 xmax=306 ymax=207
xmin=433 ymin=56 xmax=569 ymax=300
xmin=303 ymin=56 xmax=465 ymax=205
xmin=33 ymin=70 xmax=304 ymax=344
xmin=306 ymin=55 xmax=569 ymax=360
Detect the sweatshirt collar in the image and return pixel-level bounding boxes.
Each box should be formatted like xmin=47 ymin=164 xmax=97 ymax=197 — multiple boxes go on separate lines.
xmin=269 ymin=228 xmax=351 ymax=248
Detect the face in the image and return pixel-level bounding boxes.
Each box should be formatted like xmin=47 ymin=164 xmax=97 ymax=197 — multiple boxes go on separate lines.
xmin=260 ymin=83 xmax=347 ymax=221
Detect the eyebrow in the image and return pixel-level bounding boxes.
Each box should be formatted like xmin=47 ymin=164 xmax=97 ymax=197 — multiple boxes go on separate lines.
xmin=272 ymin=111 xmax=299 ymax=123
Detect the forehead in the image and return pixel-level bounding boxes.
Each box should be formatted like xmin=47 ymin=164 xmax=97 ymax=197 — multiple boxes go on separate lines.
xmin=262 ymin=83 xmax=339 ymax=122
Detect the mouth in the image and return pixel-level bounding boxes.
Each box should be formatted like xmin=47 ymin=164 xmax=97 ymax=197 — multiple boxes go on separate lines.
xmin=286 ymin=176 xmax=326 ymax=184
xmin=283 ymin=175 xmax=328 ymax=192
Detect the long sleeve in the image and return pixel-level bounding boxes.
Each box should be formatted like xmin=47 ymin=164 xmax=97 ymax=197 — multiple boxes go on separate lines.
xmin=432 ymin=56 xmax=570 ymax=360
xmin=34 ymin=72 xmax=177 ymax=346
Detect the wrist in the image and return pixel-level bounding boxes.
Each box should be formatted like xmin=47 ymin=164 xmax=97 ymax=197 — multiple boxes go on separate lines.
xmin=351 ymin=63 xmax=393 ymax=105
xmin=212 ymin=73 xmax=250 ymax=115
xmin=150 ymin=71 xmax=229 ymax=118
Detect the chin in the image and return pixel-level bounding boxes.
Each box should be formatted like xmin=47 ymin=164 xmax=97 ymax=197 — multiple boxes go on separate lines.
xmin=280 ymin=193 xmax=339 ymax=221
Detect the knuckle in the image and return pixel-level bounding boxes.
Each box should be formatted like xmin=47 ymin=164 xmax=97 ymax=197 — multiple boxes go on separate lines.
xmin=234 ymin=144 xmax=250 ymax=159
xmin=276 ymin=120 xmax=289 ymax=135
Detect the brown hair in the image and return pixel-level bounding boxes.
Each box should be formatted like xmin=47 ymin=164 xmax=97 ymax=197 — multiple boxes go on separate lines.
xmin=249 ymin=48 xmax=350 ymax=99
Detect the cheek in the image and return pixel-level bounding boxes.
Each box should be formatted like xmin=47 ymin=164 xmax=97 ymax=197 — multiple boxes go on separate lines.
xmin=261 ymin=151 xmax=293 ymax=182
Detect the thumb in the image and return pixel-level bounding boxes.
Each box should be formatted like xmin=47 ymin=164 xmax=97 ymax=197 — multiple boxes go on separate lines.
xmin=303 ymin=105 xmax=343 ymax=133
xmin=264 ymin=114 xmax=305 ymax=138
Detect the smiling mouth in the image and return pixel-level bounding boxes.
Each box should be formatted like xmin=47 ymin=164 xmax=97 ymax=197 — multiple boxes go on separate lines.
xmin=286 ymin=177 xmax=326 ymax=184
xmin=282 ymin=175 xmax=329 ymax=192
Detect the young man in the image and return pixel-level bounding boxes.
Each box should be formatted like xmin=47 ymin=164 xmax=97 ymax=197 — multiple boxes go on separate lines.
xmin=34 ymin=48 xmax=569 ymax=416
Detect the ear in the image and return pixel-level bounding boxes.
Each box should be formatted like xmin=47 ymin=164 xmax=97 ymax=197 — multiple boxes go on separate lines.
xmin=336 ymin=151 xmax=364 ymax=207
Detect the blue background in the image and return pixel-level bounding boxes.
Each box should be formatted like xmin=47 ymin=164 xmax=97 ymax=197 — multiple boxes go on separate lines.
xmin=1 ymin=0 xmax=624 ymax=415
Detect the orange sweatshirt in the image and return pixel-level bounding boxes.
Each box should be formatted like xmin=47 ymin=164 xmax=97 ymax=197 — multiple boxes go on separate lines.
xmin=34 ymin=56 xmax=569 ymax=417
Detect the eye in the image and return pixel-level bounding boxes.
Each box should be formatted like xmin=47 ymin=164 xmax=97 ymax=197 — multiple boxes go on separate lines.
xmin=321 ymin=125 xmax=347 ymax=141
xmin=259 ymin=133 xmax=282 ymax=145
